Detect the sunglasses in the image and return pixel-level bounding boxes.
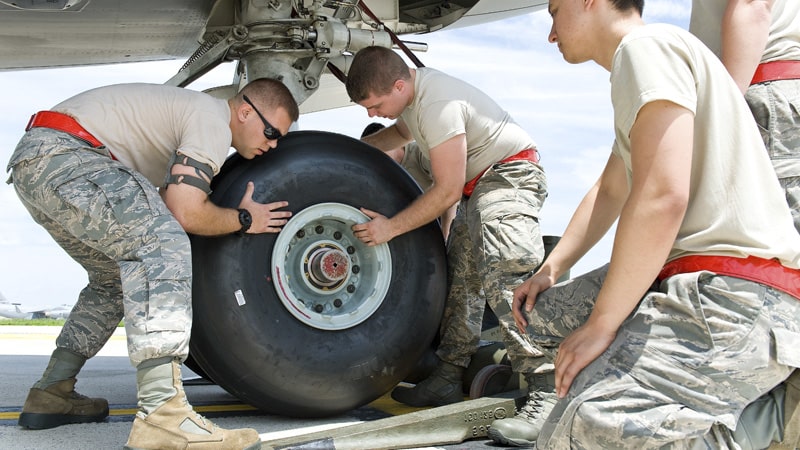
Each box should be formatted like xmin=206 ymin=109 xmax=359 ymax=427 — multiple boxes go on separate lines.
xmin=243 ymin=94 xmax=283 ymax=140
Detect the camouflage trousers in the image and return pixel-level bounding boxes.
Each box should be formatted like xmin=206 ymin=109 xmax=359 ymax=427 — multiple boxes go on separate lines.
xmin=436 ymin=159 xmax=548 ymax=373
xmin=747 ymin=78 xmax=800 ymax=233
xmin=523 ymin=264 xmax=800 ymax=449
xmin=7 ymin=128 xmax=192 ymax=367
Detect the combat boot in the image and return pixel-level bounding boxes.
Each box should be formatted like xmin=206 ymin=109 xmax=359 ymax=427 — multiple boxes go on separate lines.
xmin=488 ymin=371 xmax=558 ymax=447
xmin=18 ymin=378 xmax=109 ymax=429
xmin=391 ymin=360 xmax=464 ymax=407
xmin=124 ymin=359 xmax=260 ymax=450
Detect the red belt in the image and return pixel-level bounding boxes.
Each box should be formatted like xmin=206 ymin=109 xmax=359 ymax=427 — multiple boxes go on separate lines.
xmin=26 ymin=110 xmax=106 ymax=150
xmin=750 ymin=60 xmax=800 ymax=85
xmin=658 ymin=255 xmax=800 ymax=300
xmin=463 ymin=148 xmax=540 ymax=197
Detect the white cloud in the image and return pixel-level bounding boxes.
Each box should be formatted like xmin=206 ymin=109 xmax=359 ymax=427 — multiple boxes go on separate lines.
xmin=0 ymin=1 xmax=692 ymax=307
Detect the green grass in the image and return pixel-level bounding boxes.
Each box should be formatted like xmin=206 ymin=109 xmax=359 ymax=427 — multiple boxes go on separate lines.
xmin=0 ymin=318 xmax=124 ymax=326
xmin=0 ymin=318 xmax=67 ymax=326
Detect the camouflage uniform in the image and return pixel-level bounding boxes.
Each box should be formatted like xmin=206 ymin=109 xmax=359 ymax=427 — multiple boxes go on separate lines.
xmin=7 ymin=128 xmax=192 ymax=367
xmin=746 ymin=79 xmax=800 ymax=233
xmin=523 ymin=264 xmax=800 ymax=449
xmin=436 ymin=159 xmax=547 ymax=373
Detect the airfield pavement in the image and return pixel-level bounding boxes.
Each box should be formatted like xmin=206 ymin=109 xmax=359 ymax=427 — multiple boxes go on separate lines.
xmin=0 ymin=325 xmax=520 ymax=449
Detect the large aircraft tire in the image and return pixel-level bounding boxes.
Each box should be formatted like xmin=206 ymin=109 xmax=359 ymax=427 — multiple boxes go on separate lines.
xmin=188 ymin=131 xmax=447 ymax=418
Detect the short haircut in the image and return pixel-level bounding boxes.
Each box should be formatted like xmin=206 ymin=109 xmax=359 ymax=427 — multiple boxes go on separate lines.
xmin=238 ymin=78 xmax=300 ymax=122
xmin=346 ymin=46 xmax=411 ymax=103
xmin=610 ymin=0 xmax=644 ymax=15
xmin=361 ymin=122 xmax=385 ymax=138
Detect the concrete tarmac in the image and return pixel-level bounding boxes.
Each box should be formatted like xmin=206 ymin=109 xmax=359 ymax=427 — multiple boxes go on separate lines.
xmin=0 ymin=326 xmax=515 ymax=450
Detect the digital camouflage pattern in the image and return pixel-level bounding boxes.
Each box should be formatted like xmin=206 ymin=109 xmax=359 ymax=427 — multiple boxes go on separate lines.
xmin=523 ymin=264 xmax=800 ymax=449
xmin=746 ymin=79 xmax=800 ymax=233
xmin=436 ymin=159 xmax=549 ymax=374
xmin=7 ymin=128 xmax=192 ymax=367
xmin=741 ymin=76 xmax=800 ymax=448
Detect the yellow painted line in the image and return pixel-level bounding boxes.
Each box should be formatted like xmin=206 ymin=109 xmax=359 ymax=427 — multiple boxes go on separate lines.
xmin=363 ymin=390 xmax=468 ymax=416
xmin=366 ymin=393 xmax=429 ymax=416
xmin=109 ymin=404 xmax=258 ymax=416
xmin=1 ymin=403 xmax=259 ymax=421
xmin=194 ymin=404 xmax=259 ymax=413
xmin=2 ymin=391 xmax=446 ymax=422
xmin=0 ymin=412 xmax=20 ymax=420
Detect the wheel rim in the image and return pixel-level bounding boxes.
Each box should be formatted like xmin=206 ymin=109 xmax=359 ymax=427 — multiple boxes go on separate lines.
xmin=271 ymin=202 xmax=392 ymax=330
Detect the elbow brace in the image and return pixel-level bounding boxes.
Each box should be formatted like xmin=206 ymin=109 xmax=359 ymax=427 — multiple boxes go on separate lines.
xmin=164 ymin=151 xmax=214 ymax=195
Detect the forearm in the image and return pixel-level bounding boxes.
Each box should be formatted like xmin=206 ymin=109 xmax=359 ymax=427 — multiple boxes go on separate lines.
xmin=362 ymin=124 xmax=411 ymax=152
xmin=589 ymin=185 xmax=686 ymax=333
xmin=440 ymin=202 xmax=458 ymax=240
xmin=541 ymin=158 xmax=627 ymax=281
xmin=388 ymin=186 xmax=461 ymax=239
xmin=162 ymin=184 xmax=243 ymax=236
xmin=545 ymin=187 xmax=620 ymax=279
xmin=176 ymin=199 xmax=241 ymax=236
xmin=721 ymin=0 xmax=772 ymax=93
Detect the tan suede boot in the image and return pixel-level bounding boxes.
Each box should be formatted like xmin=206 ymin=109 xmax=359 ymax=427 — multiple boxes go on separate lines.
xmin=18 ymin=378 xmax=109 ymax=429
xmin=124 ymin=361 xmax=260 ymax=450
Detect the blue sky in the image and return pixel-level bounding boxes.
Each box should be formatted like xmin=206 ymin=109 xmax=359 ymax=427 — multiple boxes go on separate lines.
xmin=0 ymin=1 xmax=691 ymax=308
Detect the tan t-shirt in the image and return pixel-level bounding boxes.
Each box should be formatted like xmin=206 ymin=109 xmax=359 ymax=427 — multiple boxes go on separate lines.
xmin=610 ymin=24 xmax=800 ymax=268
xmin=689 ymin=0 xmax=800 ymax=63
xmin=53 ymin=83 xmax=232 ymax=188
xmin=400 ymin=67 xmax=536 ymax=182
xmin=400 ymin=141 xmax=433 ymax=191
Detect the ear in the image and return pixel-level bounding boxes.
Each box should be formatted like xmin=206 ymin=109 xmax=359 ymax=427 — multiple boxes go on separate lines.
xmin=393 ymin=79 xmax=405 ymax=93
xmin=236 ymin=101 xmax=250 ymax=123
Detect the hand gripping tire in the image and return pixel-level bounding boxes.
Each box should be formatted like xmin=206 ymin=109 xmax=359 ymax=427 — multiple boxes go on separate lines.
xmin=188 ymin=131 xmax=447 ymax=417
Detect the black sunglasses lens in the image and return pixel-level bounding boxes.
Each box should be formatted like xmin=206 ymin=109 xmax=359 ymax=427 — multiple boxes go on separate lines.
xmin=264 ymin=127 xmax=282 ymax=140
xmin=245 ymin=95 xmax=283 ymax=140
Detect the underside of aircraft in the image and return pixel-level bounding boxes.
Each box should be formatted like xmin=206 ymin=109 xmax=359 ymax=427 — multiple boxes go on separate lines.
xmin=1 ymin=0 xmax=545 ymax=112
xmin=0 ymin=0 xmax=547 ymax=417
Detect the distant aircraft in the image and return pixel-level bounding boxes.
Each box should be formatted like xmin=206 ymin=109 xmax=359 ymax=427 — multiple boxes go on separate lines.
xmin=0 ymin=291 xmax=72 ymax=320
xmin=0 ymin=300 xmax=34 ymax=320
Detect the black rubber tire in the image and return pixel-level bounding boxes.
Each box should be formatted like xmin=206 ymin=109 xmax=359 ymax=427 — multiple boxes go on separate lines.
xmin=188 ymin=131 xmax=447 ymax=418
xmin=469 ymin=364 xmax=513 ymax=399
xmin=182 ymin=353 xmax=214 ymax=383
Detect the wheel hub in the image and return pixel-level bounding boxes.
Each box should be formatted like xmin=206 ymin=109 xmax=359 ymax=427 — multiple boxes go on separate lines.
xmin=305 ymin=244 xmax=349 ymax=289
xmin=271 ymin=202 xmax=392 ymax=330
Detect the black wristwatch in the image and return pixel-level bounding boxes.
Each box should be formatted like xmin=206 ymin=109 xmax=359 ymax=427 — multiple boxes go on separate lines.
xmin=237 ymin=208 xmax=252 ymax=235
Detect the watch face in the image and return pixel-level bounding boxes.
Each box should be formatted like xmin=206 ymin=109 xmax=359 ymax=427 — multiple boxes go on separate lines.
xmin=238 ymin=208 xmax=252 ymax=232
xmin=240 ymin=209 xmax=252 ymax=224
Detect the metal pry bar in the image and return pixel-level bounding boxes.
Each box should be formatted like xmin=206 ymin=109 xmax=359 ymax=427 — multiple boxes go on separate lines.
xmin=260 ymin=390 xmax=526 ymax=450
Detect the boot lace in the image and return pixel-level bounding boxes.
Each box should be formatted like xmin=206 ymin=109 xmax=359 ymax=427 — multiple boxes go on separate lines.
xmin=182 ymin=396 xmax=213 ymax=430
xmin=516 ymin=390 xmax=557 ymax=421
